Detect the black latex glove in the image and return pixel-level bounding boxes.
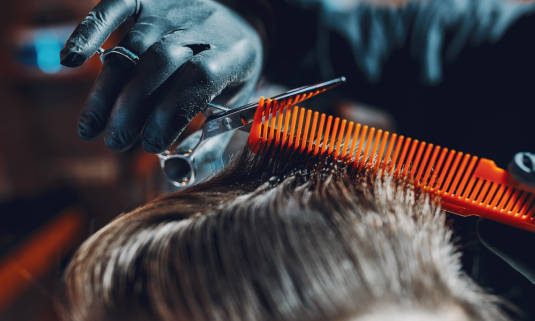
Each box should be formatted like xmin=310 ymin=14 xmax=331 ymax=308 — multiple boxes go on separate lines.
xmin=477 ymin=152 xmax=535 ymax=285
xmin=60 ymin=0 xmax=263 ymax=153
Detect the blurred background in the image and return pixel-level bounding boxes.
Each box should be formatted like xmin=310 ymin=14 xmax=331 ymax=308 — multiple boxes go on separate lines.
xmin=0 ymin=0 xmax=535 ymax=320
xmin=0 ymin=1 xmax=170 ymax=320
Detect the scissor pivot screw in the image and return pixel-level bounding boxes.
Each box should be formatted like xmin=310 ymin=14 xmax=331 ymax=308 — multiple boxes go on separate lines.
xmin=222 ymin=117 xmax=233 ymax=130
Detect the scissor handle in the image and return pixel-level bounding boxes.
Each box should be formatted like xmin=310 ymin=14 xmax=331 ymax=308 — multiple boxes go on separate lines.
xmin=159 ymin=127 xmax=234 ymax=187
xmin=158 ymin=130 xmax=204 ymax=187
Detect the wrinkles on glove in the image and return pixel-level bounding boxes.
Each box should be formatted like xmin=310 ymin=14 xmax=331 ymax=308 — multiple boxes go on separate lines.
xmin=61 ymin=0 xmax=263 ymax=154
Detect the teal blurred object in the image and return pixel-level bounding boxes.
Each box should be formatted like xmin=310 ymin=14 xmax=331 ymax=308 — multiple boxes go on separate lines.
xmin=15 ymin=24 xmax=74 ymax=74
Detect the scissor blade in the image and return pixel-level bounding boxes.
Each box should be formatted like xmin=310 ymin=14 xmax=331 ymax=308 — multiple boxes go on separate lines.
xmin=266 ymin=76 xmax=346 ymax=103
xmin=202 ymin=77 xmax=346 ymax=141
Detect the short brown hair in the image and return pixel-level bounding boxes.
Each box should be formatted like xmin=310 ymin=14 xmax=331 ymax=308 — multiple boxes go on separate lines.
xmin=61 ymin=144 xmax=511 ymax=321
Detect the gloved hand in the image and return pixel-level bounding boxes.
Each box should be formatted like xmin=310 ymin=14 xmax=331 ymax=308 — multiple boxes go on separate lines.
xmin=477 ymin=152 xmax=535 ymax=285
xmin=60 ymin=0 xmax=263 ymax=154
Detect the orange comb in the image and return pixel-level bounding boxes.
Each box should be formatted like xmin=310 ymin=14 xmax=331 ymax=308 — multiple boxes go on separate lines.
xmin=248 ymin=99 xmax=535 ymax=232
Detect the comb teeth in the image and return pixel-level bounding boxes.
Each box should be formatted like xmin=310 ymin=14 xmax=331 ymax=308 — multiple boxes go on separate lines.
xmin=248 ymin=99 xmax=394 ymax=168
xmin=247 ymin=98 xmax=535 ymax=231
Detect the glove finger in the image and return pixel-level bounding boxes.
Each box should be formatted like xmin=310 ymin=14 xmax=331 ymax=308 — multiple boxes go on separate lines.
xmin=142 ymin=40 xmax=260 ymax=154
xmin=103 ymin=37 xmax=194 ymax=152
xmin=477 ymin=218 xmax=535 ymax=284
xmin=78 ymin=55 xmax=134 ymax=141
xmin=117 ymin=16 xmax=176 ymax=56
xmin=61 ymin=0 xmax=137 ymax=67
xmin=78 ymin=20 xmax=176 ymax=141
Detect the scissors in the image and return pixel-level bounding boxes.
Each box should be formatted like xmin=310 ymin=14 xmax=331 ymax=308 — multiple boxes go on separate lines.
xmin=158 ymin=77 xmax=346 ymax=187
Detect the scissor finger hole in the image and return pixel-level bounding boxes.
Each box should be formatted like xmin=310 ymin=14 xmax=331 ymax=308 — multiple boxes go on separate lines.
xmin=163 ymin=157 xmax=194 ymax=186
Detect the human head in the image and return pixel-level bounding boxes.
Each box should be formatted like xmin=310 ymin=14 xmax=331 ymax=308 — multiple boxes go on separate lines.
xmin=61 ymin=144 xmax=511 ymax=321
